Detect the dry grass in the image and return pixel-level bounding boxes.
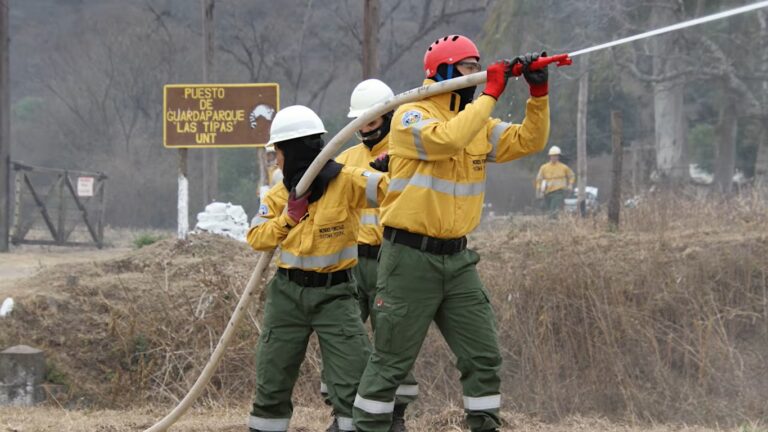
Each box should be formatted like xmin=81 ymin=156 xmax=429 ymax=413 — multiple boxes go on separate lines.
xmin=1 ymin=189 xmax=768 ymax=428
xmin=2 ymin=406 xmax=761 ymax=432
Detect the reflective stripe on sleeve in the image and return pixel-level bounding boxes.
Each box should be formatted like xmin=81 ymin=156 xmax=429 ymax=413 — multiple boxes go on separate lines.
xmin=488 ymin=121 xmax=511 ymax=162
xmin=389 ymin=174 xmax=485 ymax=197
xmin=360 ymin=213 xmax=380 ymax=225
xmin=410 ymin=118 xmax=438 ymax=160
xmin=250 ymin=215 xmax=269 ymax=227
xmin=463 ymin=394 xmax=501 ymax=411
xmin=248 ymin=415 xmax=290 ymax=431
xmin=280 ymin=244 xmax=358 ymax=269
xmin=337 ymin=416 xmax=355 ymax=431
xmin=354 ymin=393 xmax=395 ymax=414
xmin=395 ymin=384 xmax=419 ymax=396
xmin=364 ymin=170 xmax=384 ymax=207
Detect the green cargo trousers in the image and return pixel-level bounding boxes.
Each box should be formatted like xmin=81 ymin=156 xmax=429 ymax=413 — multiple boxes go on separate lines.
xmin=249 ymin=272 xmax=370 ymax=432
xmin=544 ymin=188 xmax=566 ymax=217
xmin=353 ymin=240 xmax=502 ymax=432
xmin=321 ymin=255 xmax=420 ymax=405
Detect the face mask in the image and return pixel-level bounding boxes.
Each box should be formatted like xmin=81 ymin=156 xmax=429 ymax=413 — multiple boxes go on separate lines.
xmin=355 ymin=112 xmax=393 ymax=149
xmin=433 ymin=64 xmax=476 ymax=111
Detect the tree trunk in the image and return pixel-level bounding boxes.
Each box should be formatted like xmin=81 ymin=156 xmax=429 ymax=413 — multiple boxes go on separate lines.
xmin=201 ymin=0 xmax=217 ymax=205
xmin=608 ymin=111 xmax=623 ymax=229
xmin=714 ymin=94 xmax=737 ymax=194
xmin=576 ymin=61 xmax=589 ymax=216
xmin=651 ymin=3 xmax=687 ymax=182
xmin=0 ymin=0 xmax=8 ymax=252
xmin=754 ymin=10 xmax=768 ymax=186
xmin=362 ymin=0 xmax=379 ymax=79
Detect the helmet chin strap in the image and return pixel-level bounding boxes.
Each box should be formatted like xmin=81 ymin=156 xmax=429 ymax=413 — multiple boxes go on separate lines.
xmin=432 ymin=63 xmax=455 ymax=82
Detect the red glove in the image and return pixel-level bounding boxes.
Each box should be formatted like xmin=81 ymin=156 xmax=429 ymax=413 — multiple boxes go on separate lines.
xmin=482 ymin=60 xmax=511 ymax=100
xmin=286 ymin=189 xmax=309 ymax=225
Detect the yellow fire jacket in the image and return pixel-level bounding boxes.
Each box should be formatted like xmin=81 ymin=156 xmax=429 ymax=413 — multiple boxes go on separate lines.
xmin=381 ymin=80 xmax=550 ymax=238
xmin=535 ymin=161 xmax=574 ymax=194
xmin=335 ymin=137 xmax=388 ymax=247
xmin=247 ymin=166 xmax=387 ymax=273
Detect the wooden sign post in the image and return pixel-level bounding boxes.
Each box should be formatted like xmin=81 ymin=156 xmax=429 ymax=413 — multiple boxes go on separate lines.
xmin=163 ymin=83 xmax=279 ymax=239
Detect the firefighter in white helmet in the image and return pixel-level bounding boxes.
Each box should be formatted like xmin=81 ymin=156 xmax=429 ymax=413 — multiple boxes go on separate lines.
xmin=246 ymin=105 xmax=388 ymax=432
xmin=317 ymin=79 xmax=416 ymax=432
xmin=535 ymin=145 xmax=574 ymax=216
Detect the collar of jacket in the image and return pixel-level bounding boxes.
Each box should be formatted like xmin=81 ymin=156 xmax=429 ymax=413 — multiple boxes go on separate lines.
xmin=364 ymin=135 xmax=389 ymax=156
xmin=422 ymin=79 xmax=461 ymax=114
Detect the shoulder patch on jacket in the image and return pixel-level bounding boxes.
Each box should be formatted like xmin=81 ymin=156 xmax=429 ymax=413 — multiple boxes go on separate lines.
xmin=258 ymin=203 xmax=269 ymax=215
xmin=401 ymin=110 xmax=423 ymax=127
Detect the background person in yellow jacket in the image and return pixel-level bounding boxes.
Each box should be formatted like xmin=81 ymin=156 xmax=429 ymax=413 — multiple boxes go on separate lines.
xmin=534 ymin=145 xmax=574 ymax=217
xmin=319 ymin=78 xmax=417 ymax=432
xmin=246 ymin=105 xmax=387 ymax=432
xmin=353 ymin=35 xmax=550 ymax=432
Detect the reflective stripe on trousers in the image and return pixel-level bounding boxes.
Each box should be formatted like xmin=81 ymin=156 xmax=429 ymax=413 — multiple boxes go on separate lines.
xmin=337 ymin=416 xmax=355 ymax=431
xmin=463 ymin=394 xmax=501 ymax=411
xmin=354 ymin=393 xmax=395 ymax=414
xmin=248 ymin=415 xmax=290 ymax=431
xmin=279 ymin=244 xmax=357 ymax=268
xmin=395 ymin=384 xmax=418 ymax=396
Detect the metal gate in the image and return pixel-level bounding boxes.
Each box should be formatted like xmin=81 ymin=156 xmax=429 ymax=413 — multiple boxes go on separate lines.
xmin=10 ymin=161 xmax=107 ymax=248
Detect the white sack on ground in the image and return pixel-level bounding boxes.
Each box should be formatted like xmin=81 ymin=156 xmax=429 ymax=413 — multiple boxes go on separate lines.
xmin=193 ymin=202 xmax=249 ymax=242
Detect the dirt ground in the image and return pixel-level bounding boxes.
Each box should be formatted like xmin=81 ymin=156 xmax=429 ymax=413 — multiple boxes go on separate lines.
xmin=0 ymin=406 xmax=752 ymax=432
xmin=0 ymin=246 xmax=130 ymax=298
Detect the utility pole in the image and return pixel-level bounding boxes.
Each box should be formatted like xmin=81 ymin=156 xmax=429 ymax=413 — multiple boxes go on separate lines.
xmin=362 ymin=0 xmax=380 ymax=79
xmin=0 ymin=0 xmax=10 ymax=252
xmin=608 ymin=111 xmax=623 ymax=229
xmin=576 ymin=59 xmax=589 ymax=217
xmin=201 ymin=0 xmax=217 ymax=205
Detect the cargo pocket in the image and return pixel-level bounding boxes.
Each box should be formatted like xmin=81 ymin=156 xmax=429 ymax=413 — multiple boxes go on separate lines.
xmin=376 ymin=242 xmax=405 ymax=282
xmin=372 ymin=303 xmax=409 ymax=354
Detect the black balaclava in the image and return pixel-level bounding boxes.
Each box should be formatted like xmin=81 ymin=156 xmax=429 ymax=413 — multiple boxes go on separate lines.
xmin=359 ymin=111 xmax=394 ymax=150
xmin=277 ymin=134 xmax=342 ymax=203
xmin=433 ymin=63 xmax=477 ymax=111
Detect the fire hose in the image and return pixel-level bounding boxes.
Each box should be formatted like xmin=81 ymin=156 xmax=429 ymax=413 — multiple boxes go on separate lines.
xmin=145 ymin=68 xmax=507 ymax=432
xmin=145 ymin=2 xmax=768 ymax=429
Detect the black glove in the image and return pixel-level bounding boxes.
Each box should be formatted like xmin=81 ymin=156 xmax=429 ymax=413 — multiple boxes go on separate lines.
xmin=512 ymin=51 xmax=548 ymax=96
xmin=369 ymin=153 xmax=389 ymax=172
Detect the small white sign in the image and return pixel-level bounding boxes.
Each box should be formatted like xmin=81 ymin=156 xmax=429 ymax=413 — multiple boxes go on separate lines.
xmin=77 ymin=176 xmax=95 ymax=197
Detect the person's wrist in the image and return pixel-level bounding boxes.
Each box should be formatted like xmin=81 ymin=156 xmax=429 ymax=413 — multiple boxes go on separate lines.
xmin=529 ymin=82 xmax=548 ymax=97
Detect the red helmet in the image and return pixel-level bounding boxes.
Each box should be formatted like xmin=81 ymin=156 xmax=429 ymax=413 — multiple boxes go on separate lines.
xmin=423 ymin=35 xmax=480 ymax=79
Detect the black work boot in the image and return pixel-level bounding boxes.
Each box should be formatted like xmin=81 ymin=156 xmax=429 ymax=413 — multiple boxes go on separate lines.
xmin=389 ymin=404 xmax=408 ymax=432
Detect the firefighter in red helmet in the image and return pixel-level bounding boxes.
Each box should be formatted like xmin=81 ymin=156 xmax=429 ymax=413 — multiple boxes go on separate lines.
xmin=353 ymin=35 xmax=551 ymax=432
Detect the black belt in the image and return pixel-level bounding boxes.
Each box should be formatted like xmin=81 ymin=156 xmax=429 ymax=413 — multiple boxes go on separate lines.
xmin=383 ymin=226 xmax=467 ymax=256
xmin=358 ymin=243 xmax=381 ymax=259
xmin=278 ymin=268 xmax=350 ymax=287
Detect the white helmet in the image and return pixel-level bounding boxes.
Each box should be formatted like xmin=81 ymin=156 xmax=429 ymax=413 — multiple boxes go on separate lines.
xmin=348 ymin=79 xmax=395 ymax=118
xmin=266 ymin=105 xmax=327 ymax=150
xmin=548 ymin=146 xmax=562 ymax=156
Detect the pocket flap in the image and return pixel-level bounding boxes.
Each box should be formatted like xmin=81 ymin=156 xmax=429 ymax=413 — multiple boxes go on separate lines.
xmin=314 ymin=205 xmax=348 ymax=226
